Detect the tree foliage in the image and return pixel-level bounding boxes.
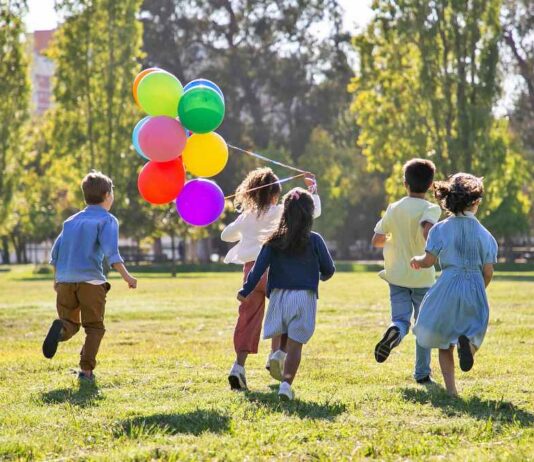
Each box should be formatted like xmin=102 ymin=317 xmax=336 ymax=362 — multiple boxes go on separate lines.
xmin=351 ymin=0 xmax=532 ymax=243
xmin=45 ymin=0 xmax=157 ymax=240
xmin=0 ymin=0 xmax=30 ymax=262
xmin=141 ymin=0 xmax=354 ymax=191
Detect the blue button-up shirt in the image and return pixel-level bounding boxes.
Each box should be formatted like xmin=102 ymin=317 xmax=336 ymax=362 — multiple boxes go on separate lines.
xmin=50 ymin=205 xmax=124 ymax=282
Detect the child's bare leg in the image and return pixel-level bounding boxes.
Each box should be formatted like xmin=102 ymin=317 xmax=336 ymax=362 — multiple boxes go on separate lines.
xmin=236 ymin=351 xmax=248 ymax=367
xmin=278 ymin=334 xmax=288 ymax=352
xmin=271 ymin=336 xmax=282 ymax=352
xmin=439 ymin=346 xmax=458 ymax=396
xmin=282 ymin=338 xmax=303 ymax=385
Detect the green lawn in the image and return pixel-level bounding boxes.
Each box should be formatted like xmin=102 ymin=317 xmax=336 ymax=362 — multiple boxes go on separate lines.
xmin=1 ymin=266 xmax=533 ymax=461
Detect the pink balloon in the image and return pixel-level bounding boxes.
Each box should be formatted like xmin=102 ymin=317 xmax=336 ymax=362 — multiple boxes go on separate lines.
xmin=138 ymin=116 xmax=187 ymax=162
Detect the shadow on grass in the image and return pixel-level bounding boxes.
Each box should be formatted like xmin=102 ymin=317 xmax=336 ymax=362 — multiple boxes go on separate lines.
xmin=401 ymin=387 xmax=534 ymax=426
xmin=244 ymin=389 xmax=346 ymax=420
xmin=114 ymin=410 xmax=231 ymax=438
xmin=41 ymin=383 xmax=103 ymax=408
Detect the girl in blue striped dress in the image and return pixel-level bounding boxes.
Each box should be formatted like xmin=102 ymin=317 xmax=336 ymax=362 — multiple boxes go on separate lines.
xmin=411 ymin=173 xmax=498 ymax=396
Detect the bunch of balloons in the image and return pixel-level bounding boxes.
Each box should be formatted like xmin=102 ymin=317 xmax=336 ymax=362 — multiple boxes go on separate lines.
xmin=131 ymin=67 xmax=228 ymax=227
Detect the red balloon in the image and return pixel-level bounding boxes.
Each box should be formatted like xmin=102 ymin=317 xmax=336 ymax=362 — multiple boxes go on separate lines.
xmin=138 ymin=116 xmax=187 ymax=162
xmin=137 ymin=158 xmax=186 ymax=205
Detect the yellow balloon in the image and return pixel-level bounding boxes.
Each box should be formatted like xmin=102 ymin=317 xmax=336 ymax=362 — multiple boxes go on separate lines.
xmin=182 ymin=132 xmax=229 ymax=177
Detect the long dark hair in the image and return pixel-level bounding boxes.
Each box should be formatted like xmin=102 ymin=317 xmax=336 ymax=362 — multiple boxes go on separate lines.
xmin=434 ymin=173 xmax=484 ymax=215
xmin=266 ymin=187 xmax=315 ymax=254
xmin=234 ymin=167 xmax=281 ymax=216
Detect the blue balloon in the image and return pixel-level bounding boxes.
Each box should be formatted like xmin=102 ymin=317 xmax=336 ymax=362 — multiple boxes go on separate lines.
xmin=132 ymin=116 xmax=150 ymax=160
xmin=184 ymin=79 xmax=224 ymax=101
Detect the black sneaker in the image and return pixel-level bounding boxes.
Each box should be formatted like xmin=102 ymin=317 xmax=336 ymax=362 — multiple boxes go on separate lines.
xmin=374 ymin=326 xmax=401 ymax=363
xmin=458 ymin=335 xmax=474 ymax=372
xmin=416 ymin=375 xmax=434 ymax=385
xmin=42 ymin=319 xmax=64 ymax=359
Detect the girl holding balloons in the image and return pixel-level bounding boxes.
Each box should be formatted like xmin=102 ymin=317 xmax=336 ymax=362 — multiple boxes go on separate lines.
xmin=222 ymin=168 xmax=321 ymax=390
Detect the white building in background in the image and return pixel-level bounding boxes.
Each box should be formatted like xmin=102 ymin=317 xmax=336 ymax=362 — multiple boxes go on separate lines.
xmin=29 ymin=29 xmax=55 ymax=114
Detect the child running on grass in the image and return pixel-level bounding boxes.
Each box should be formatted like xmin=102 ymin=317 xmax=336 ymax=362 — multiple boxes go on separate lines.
xmin=371 ymin=158 xmax=441 ymax=384
xmin=42 ymin=171 xmax=137 ymax=383
xmin=411 ymin=173 xmax=497 ymax=396
xmin=237 ymin=188 xmax=335 ymax=400
xmin=222 ymin=168 xmax=321 ymax=390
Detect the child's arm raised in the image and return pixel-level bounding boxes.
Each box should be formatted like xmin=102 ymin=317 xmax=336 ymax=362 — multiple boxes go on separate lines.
xmin=237 ymin=245 xmax=272 ymax=301
xmin=304 ymin=173 xmax=322 ymax=219
xmin=410 ymin=252 xmax=437 ymax=269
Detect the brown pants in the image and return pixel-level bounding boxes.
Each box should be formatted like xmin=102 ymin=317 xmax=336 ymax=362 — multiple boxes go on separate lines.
xmin=233 ymin=262 xmax=268 ymax=354
xmin=56 ymin=282 xmax=110 ymax=371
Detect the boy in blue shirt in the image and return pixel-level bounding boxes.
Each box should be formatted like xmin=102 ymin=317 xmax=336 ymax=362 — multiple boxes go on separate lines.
xmin=43 ymin=171 xmax=137 ymax=382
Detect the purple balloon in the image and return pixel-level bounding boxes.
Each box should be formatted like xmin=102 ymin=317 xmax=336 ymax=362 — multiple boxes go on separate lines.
xmin=176 ymin=179 xmax=225 ymax=226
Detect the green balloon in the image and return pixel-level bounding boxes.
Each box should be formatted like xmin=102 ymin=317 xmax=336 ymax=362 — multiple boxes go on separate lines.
xmin=178 ymin=86 xmax=225 ymax=134
xmin=138 ymin=71 xmax=183 ymax=117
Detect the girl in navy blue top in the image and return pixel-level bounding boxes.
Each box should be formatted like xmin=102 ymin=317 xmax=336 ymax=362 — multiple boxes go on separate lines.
xmin=238 ymin=187 xmax=335 ymax=400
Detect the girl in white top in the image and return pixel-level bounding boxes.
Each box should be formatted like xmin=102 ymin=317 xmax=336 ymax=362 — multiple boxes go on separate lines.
xmin=223 ymin=167 xmax=321 ymax=390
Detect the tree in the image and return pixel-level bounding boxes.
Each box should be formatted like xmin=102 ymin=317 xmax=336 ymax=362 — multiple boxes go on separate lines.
xmin=502 ymin=0 xmax=534 ymax=114
xmin=141 ymin=0 xmax=354 ymax=196
xmin=351 ymin=0 xmax=532 ymax=255
xmin=46 ymin=0 xmax=155 ymax=240
xmin=0 ymin=0 xmax=30 ymax=263
xmin=298 ymin=119 xmax=386 ymax=257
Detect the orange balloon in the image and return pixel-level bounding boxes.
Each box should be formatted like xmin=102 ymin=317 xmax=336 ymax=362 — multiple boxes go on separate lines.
xmin=132 ymin=67 xmax=159 ymax=106
xmin=137 ymin=158 xmax=186 ymax=205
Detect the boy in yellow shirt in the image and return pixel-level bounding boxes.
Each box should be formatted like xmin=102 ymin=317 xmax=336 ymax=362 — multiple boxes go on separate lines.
xmin=372 ymin=159 xmax=441 ymax=383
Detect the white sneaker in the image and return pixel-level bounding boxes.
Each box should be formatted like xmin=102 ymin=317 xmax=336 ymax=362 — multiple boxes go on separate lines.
xmin=228 ymin=363 xmax=247 ymax=390
xmin=278 ymin=381 xmax=294 ymax=401
xmin=269 ymin=350 xmax=287 ymax=382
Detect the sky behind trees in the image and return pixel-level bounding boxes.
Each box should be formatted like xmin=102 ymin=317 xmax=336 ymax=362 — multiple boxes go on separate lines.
xmin=24 ymin=0 xmax=374 ymax=32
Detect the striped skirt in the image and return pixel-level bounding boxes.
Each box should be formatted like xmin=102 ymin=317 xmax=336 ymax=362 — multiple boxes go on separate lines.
xmin=263 ymin=289 xmax=317 ymax=344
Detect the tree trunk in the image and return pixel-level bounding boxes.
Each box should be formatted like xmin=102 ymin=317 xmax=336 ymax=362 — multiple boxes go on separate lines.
xmin=135 ymin=239 xmax=141 ymax=266
xmin=153 ymin=237 xmax=163 ymax=261
xmin=1 ymin=236 xmax=9 ymax=264
xmin=22 ymin=241 xmax=29 ymax=264
xmin=170 ymin=232 xmax=176 ymax=278
xmin=185 ymin=238 xmax=197 ymax=264
xmin=11 ymin=233 xmax=22 ymax=264
xmin=504 ymin=235 xmax=514 ymax=264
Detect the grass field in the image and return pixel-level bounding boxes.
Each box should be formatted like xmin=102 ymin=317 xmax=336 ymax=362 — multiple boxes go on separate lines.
xmin=1 ymin=266 xmax=533 ymax=461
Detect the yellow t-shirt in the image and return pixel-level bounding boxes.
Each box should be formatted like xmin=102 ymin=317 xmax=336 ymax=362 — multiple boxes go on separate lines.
xmin=374 ymin=196 xmax=441 ymax=288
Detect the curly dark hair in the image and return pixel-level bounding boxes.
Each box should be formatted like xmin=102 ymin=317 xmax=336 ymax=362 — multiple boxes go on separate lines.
xmin=265 ymin=187 xmax=315 ymax=255
xmin=434 ymin=173 xmax=484 ymax=215
xmin=234 ymin=167 xmax=281 ymax=216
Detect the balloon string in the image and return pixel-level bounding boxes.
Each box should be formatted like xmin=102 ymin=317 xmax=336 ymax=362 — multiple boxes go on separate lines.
xmin=227 ymin=144 xmax=307 ymax=174
xmin=224 ymin=173 xmax=307 ymax=200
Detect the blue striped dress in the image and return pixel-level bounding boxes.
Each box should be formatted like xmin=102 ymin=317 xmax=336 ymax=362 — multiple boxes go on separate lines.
xmin=414 ymin=213 xmax=498 ymax=350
